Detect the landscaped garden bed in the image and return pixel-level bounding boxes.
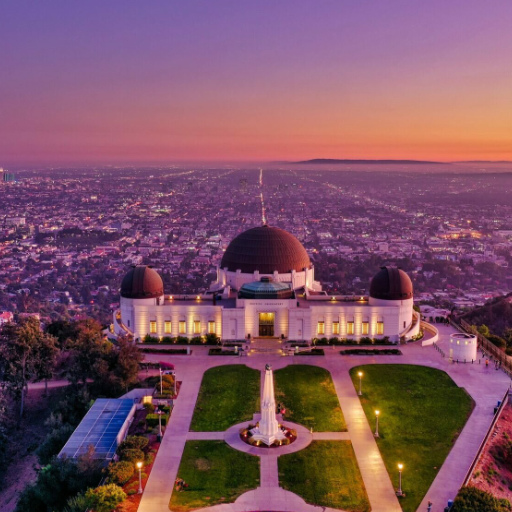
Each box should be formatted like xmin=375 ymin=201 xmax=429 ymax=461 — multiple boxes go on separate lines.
xmin=169 ymin=441 xmax=260 ymax=511
xmin=294 ymin=348 xmax=325 ymax=355
xmin=279 ymin=441 xmax=370 ymax=512
xmin=208 ymin=348 xmax=238 ymax=355
xmin=274 ymin=365 xmax=346 ymax=431
xmin=190 ymin=365 xmax=260 ymax=431
xmin=340 ymin=348 xmax=402 ymax=355
xmin=139 ymin=347 xmax=189 ymax=355
xmin=350 ymin=364 xmax=474 ymax=512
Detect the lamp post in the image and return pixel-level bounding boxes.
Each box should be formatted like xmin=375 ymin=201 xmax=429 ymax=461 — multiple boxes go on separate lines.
xmin=157 ymin=409 xmax=163 ymax=442
xmin=358 ymin=372 xmax=363 ymax=396
xmin=374 ymin=410 xmax=380 ymax=438
xmin=159 ymin=368 xmax=163 ymax=395
xmin=172 ymin=371 xmax=176 ymax=397
xmin=137 ymin=461 xmax=143 ymax=494
xmin=397 ymin=463 xmax=403 ymax=496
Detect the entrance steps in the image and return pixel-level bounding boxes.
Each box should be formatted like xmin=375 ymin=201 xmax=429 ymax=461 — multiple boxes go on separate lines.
xmin=249 ymin=337 xmax=284 ymax=355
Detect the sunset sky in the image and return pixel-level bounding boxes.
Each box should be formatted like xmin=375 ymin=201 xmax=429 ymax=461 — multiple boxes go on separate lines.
xmin=1 ymin=1 xmax=511 ymax=164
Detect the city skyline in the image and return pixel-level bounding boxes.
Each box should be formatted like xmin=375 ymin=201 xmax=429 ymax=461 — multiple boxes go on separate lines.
xmin=1 ymin=1 xmax=512 ymax=165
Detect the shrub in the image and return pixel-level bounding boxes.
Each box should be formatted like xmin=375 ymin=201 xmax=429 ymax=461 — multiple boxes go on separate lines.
xmin=329 ymin=337 xmax=339 ymax=344
xmin=146 ymin=414 xmax=168 ymax=428
xmin=143 ymin=334 xmax=160 ymax=344
xmin=107 ymin=461 xmax=134 ymax=485
xmin=118 ymin=447 xmax=145 ymax=464
xmin=118 ymin=435 xmax=149 ymax=453
xmin=85 ymin=484 xmax=126 ymax=512
xmin=205 ymin=333 xmax=220 ymax=344
xmin=37 ymin=424 xmax=75 ymax=464
xmin=64 ymin=493 xmax=89 ymax=512
xmin=161 ymin=336 xmax=175 ymax=344
xmin=176 ymin=336 xmax=188 ymax=344
xmin=190 ymin=336 xmax=203 ymax=344
xmin=451 ymin=486 xmax=511 ymax=512
xmin=359 ymin=337 xmax=373 ymax=345
xmin=143 ymin=403 xmax=155 ymax=413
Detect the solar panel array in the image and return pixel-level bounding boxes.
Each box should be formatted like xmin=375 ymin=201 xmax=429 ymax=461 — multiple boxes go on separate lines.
xmin=59 ymin=398 xmax=135 ymax=460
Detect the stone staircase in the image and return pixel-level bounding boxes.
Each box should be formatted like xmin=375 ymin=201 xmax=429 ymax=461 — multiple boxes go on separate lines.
xmin=249 ymin=337 xmax=284 ymax=355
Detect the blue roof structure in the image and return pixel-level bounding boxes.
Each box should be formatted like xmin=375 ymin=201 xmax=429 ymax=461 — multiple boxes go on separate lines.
xmin=59 ymin=398 xmax=135 ymax=460
xmin=239 ymin=277 xmax=293 ymax=299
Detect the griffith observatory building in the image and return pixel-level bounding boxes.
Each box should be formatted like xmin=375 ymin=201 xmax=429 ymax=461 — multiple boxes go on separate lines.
xmin=113 ymin=225 xmax=420 ymax=343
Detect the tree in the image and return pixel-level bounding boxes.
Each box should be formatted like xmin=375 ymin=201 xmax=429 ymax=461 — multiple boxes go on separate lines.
xmin=451 ymin=486 xmax=511 ymax=512
xmin=33 ymin=331 xmax=60 ymax=395
xmin=84 ymin=483 xmax=126 ymax=512
xmin=0 ymin=317 xmax=58 ymax=419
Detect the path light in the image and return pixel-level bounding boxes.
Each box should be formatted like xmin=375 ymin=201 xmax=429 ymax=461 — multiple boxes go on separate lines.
xmin=374 ymin=410 xmax=380 ymax=438
xmin=397 ymin=463 xmax=403 ymax=496
xmin=137 ymin=461 xmax=143 ymax=494
xmin=358 ymin=372 xmax=363 ymax=396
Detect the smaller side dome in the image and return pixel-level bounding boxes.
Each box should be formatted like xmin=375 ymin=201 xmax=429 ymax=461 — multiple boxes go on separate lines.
xmin=370 ymin=267 xmax=413 ymax=301
xmin=121 ymin=265 xmax=164 ymax=299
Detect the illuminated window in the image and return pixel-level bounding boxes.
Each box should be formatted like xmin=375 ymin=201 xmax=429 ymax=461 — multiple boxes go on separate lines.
xmin=208 ymin=321 xmax=216 ymax=334
xmin=149 ymin=321 xmax=157 ymax=334
xmin=377 ymin=321 xmax=384 ymax=335
xmin=317 ymin=321 xmax=325 ymax=335
xmin=179 ymin=321 xmax=186 ymax=334
xmin=332 ymin=321 xmax=340 ymax=335
xmin=347 ymin=322 xmax=354 ymax=335
xmin=193 ymin=320 xmax=201 ymax=334
xmin=362 ymin=322 xmax=369 ymax=335
xmin=164 ymin=321 xmax=172 ymax=334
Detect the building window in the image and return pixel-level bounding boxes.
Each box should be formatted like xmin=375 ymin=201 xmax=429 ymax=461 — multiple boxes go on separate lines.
xmin=179 ymin=321 xmax=186 ymax=334
xmin=164 ymin=321 xmax=172 ymax=334
xmin=362 ymin=322 xmax=369 ymax=335
xmin=193 ymin=320 xmax=201 ymax=334
xmin=377 ymin=321 xmax=384 ymax=335
xmin=332 ymin=321 xmax=340 ymax=335
xmin=317 ymin=321 xmax=325 ymax=335
xmin=347 ymin=321 xmax=354 ymax=335
xmin=208 ymin=321 xmax=216 ymax=334
xmin=149 ymin=321 xmax=157 ymax=334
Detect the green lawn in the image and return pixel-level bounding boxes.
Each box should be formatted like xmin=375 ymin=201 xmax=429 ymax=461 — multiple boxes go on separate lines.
xmin=279 ymin=441 xmax=370 ymax=512
xmin=350 ymin=364 xmax=474 ymax=512
xmin=190 ymin=365 xmax=260 ymax=431
xmin=169 ymin=441 xmax=260 ymax=511
xmin=274 ymin=364 xmax=346 ymax=431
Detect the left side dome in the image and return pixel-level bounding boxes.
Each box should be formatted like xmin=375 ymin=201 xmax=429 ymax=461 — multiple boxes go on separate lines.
xmin=121 ymin=265 xmax=164 ymax=299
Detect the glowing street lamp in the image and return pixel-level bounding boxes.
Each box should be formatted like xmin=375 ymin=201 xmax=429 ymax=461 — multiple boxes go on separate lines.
xmin=358 ymin=372 xmax=363 ymax=396
xmin=397 ymin=463 xmax=403 ymax=496
xmin=159 ymin=368 xmax=163 ymax=395
xmin=137 ymin=461 xmax=143 ymax=494
xmin=374 ymin=410 xmax=380 ymax=438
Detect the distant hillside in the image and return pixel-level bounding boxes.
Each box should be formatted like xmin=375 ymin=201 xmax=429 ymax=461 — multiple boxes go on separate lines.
xmin=460 ymin=294 xmax=512 ymax=338
xmin=293 ymin=159 xmax=444 ymax=165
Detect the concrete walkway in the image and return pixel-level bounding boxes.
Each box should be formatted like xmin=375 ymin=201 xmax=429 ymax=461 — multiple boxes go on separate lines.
xmin=138 ymin=325 xmax=510 ymax=512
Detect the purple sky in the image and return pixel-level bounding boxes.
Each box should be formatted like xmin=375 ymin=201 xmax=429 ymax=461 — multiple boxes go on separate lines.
xmin=1 ymin=1 xmax=511 ymax=164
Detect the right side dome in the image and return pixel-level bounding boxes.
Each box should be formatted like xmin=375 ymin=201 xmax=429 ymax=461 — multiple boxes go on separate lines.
xmin=370 ymin=267 xmax=413 ymax=300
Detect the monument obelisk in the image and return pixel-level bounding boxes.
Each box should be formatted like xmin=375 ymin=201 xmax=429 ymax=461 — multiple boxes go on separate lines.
xmin=250 ymin=364 xmax=287 ymax=446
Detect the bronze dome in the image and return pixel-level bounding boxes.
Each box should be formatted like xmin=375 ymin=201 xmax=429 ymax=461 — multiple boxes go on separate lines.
xmin=121 ymin=265 xmax=164 ymax=299
xmin=221 ymin=225 xmax=311 ymax=274
xmin=370 ymin=267 xmax=413 ymax=301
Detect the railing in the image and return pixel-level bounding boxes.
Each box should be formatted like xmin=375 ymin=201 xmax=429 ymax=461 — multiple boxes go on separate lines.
xmin=421 ymin=320 xmax=439 ymax=346
xmin=457 ymin=319 xmax=512 ymax=377
xmin=463 ymin=388 xmax=509 ymax=486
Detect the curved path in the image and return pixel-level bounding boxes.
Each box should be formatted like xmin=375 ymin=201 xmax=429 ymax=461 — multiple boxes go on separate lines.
xmin=138 ymin=325 xmax=510 ymax=512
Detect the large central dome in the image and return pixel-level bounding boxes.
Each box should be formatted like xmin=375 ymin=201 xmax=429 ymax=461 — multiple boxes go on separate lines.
xmin=220 ymin=225 xmax=311 ymax=274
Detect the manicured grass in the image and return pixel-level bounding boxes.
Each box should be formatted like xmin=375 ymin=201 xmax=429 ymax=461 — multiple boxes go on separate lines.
xmin=190 ymin=365 xmax=260 ymax=431
xmin=279 ymin=441 xmax=370 ymax=512
xmin=350 ymin=364 xmax=474 ymax=512
xmin=274 ymin=364 xmax=346 ymax=431
xmin=169 ymin=441 xmax=259 ymax=511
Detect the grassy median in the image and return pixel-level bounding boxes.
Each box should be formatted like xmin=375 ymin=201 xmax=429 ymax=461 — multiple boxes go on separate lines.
xmin=169 ymin=441 xmax=259 ymax=511
xmin=190 ymin=365 xmax=260 ymax=431
xmin=350 ymin=364 xmax=473 ymax=512
xmin=274 ymin=364 xmax=346 ymax=431
xmin=279 ymin=441 xmax=370 ymax=511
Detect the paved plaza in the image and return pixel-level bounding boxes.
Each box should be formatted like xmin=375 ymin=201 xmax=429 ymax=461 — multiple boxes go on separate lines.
xmin=138 ymin=324 xmax=511 ymax=512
